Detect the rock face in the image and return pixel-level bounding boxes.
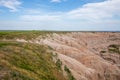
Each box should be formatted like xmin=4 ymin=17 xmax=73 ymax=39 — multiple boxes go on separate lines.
xmin=36 ymin=32 xmax=120 ymax=80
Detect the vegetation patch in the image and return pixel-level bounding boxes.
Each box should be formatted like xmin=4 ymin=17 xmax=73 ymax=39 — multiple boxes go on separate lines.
xmin=64 ymin=65 xmax=76 ymax=80
xmin=100 ymin=50 xmax=106 ymax=53
xmin=0 ymin=31 xmax=68 ymax=40
xmin=56 ymin=59 xmax=62 ymax=70
xmin=0 ymin=41 xmax=66 ymax=80
xmin=108 ymin=44 xmax=120 ymax=54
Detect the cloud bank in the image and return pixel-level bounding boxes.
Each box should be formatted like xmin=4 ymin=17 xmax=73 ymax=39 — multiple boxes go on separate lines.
xmin=0 ymin=0 xmax=120 ymax=30
xmin=68 ymin=0 xmax=120 ymax=20
xmin=21 ymin=0 xmax=120 ymax=21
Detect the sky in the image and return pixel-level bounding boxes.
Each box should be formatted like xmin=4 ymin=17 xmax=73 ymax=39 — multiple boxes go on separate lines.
xmin=0 ymin=0 xmax=120 ymax=31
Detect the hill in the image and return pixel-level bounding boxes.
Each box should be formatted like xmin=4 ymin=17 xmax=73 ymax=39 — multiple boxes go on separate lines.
xmin=0 ymin=31 xmax=120 ymax=80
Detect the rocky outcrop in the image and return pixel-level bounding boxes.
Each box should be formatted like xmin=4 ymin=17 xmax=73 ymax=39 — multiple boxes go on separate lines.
xmin=35 ymin=32 xmax=120 ymax=80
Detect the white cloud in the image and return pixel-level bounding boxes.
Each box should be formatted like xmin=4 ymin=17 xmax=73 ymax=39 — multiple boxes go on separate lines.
xmin=21 ymin=0 xmax=120 ymax=22
xmin=67 ymin=0 xmax=120 ymax=20
xmin=50 ymin=0 xmax=67 ymax=3
xmin=20 ymin=15 xmax=61 ymax=21
xmin=1 ymin=0 xmax=120 ymax=30
xmin=51 ymin=0 xmax=61 ymax=3
xmin=22 ymin=9 xmax=44 ymax=14
xmin=0 ymin=0 xmax=21 ymax=12
xmin=19 ymin=0 xmax=120 ymax=30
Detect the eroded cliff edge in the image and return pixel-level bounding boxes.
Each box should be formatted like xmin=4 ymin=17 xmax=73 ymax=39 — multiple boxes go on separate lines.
xmin=34 ymin=32 xmax=120 ymax=80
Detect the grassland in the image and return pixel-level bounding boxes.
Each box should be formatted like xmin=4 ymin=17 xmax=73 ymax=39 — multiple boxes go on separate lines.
xmin=0 ymin=30 xmax=68 ymax=40
xmin=0 ymin=40 xmax=67 ymax=80
xmin=0 ymin=31 xmax=52 ymax=40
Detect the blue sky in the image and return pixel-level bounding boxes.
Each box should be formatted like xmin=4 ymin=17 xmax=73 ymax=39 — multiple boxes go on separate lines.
xmin=0 ymin=0 xmax=120 ymax=31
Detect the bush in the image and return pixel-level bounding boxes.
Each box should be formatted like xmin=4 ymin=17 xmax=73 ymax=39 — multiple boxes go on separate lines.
xmin=108 ymin=44 xmax=120 ymax=54
xmin=56 ymin=59 xmax=62 ymax=70
xmin=100 ymin=51 xmax=106 ymax=53
xmin=64 ymin=65 xmax=71 ymax=73
xmin=64 ymin=65 xmax=76 ymax=80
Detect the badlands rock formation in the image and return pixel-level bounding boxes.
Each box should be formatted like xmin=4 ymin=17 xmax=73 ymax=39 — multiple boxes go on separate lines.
xmin=35 ymin=32 xmax=120 ymax=80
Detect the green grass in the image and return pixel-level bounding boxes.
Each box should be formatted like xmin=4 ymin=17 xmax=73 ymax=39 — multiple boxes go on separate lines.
xmin=0 ymin=31 xmax=52 ymax=40
xmin=108 ymin=44 xmax=120 ymax=54
xmin=0 ymin=41 xmax=67 ymax=80
xmin=0 ymin=30 xmax=68 ymax=40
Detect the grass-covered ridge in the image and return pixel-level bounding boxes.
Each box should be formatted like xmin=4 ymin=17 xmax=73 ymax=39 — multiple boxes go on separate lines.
xmin=0 ymin=41 xmax=66 ymax=80
xmin=0 ymin=30 xmax=68 ymax=40
xmin=0 ymin=31 xmax=52 ymax=40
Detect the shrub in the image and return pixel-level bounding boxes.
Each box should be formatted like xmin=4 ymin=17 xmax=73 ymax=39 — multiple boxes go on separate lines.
xmin=56 ymin=59 xmax=62 ymax=70
xmin=108 ymin=44 xmax=120 ymax=54
xmin=64 ymin=65 xmax=76 ymax=80
xmin=64 ymin=65 xmax=71 ymax=73
xmin=100 ymin=51 xmax=106 ymax=53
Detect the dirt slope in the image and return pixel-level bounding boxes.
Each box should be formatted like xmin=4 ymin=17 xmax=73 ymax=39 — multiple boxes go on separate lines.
xmin=34 ymin=32 xmax=120 ymax=80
